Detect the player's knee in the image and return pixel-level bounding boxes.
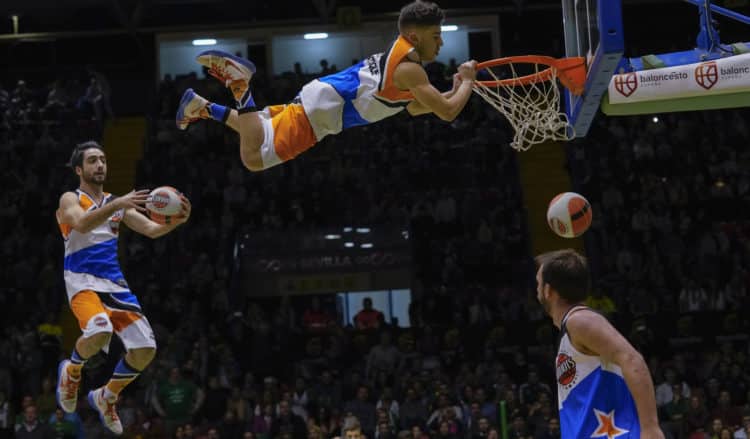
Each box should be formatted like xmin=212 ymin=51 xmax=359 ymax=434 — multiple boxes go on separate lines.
xmin=86 ymin=331 xmax=113 ymax=350
xmin=79 ymin=312 xmax=114 ymax=352
xmin=128 ymin=347 xmax=157 ymax=367
xmin=240 ymin=147 xmax=264 ymax=172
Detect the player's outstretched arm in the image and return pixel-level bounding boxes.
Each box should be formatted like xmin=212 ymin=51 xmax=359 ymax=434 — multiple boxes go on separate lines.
xmin=407 ymin=73 xmax=464 ymax=116
xmin=57 ymin=189 xmax=149 ymax=234
xmin=566 ymin=311 xmax=665 ymax=439
xmin=123 ymin=195 xmax=191 ymax=239
xmin=399 ymin=60 xmax=477 ymax=121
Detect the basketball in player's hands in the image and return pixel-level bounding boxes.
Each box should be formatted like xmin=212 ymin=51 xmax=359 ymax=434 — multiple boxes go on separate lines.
xmin=146 ymin=186 xmax=187 ymax=225
xmin=546 ymin=192 xmax=592 ymax=238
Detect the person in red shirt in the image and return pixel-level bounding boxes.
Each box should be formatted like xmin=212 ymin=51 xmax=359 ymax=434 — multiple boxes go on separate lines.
xmin=354 ymin=298 xmax=385 ymax=330
xmin=302 ymin=297 xmax=334 ymax=332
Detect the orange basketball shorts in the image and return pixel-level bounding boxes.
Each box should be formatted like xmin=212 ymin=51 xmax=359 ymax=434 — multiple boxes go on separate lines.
xmin=258 ymin=103 xmax=318 ymax=168
xmin=70 ymin=290 xmax=156 ymax=350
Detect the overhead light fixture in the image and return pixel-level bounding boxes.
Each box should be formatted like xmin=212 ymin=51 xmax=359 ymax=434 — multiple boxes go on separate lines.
xmin=361 ymin=243 xmax=373 ymax=249
xmin=356 ymin=227 xmax=371 ymax=234
xmin=325 ymin=234 xmax=341 ymax=240
xmin=343 ymin=227 xmax=353 ymax=233
xmin=192 ymin=39 xmax=217 ymax=46
xmin=304 ymin=33 xmax=328 ymax=40
xmin=441 ymin=25 xmax=458 ymax=32
xmin=344 ymin=242 xmax=355 ymax=248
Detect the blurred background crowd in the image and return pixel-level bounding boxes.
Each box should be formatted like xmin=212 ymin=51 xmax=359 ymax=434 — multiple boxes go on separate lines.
xmin=1 ymin=15 xmax=750 ymax=439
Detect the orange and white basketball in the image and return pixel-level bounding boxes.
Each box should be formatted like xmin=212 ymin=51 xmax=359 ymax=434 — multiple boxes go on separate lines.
xmin=146 ymin=186 xmax=184 ymax=224
xmin=546 ymin=192 xmax=592 ymax=238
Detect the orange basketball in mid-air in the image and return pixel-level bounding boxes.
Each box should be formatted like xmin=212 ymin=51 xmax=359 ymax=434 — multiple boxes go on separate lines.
xmin=546 ymin=192 xmax=593 ymax=238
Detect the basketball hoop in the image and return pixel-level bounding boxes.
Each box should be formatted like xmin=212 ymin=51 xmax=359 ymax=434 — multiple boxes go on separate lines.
xmin=473 ymin=55 xmax=586 ymax=151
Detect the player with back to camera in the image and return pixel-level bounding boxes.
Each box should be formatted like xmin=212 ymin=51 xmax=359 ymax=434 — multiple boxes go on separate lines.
xmin=55 ymin=141 xmax=191 ymax=435
xmin=534 ymin=249 xmax=665 ymax=439
xmin=176 ymin=0 xmax=478 ymax=171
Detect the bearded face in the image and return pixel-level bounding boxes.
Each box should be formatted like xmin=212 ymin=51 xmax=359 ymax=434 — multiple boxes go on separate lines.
xmin=77 ymin=148 xmax=106 ymax=186
xmin=536 ymin=267 xmax=551 ymax=315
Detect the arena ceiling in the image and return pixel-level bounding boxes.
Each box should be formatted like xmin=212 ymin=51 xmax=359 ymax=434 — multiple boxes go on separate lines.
xmin=0 ymin=0 xmax=531 ymax=35
xmin=0 ymin=0 xmax=700 ymax=36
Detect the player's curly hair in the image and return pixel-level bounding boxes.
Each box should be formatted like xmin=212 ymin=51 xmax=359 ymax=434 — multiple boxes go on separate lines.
xmin=68 ymin=140 xmax=104 ymax=169
xmin=398 ymin=1 xmax=444 ymax=31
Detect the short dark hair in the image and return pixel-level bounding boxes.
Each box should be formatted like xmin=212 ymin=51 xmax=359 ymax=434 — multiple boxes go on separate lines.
xmin=398 ymin=1 xmax=444 ymax=31
xmin=535 ymin=249 xmax=590 ymax=303
xmin=68 ymin=141 xmax=104 ymax=169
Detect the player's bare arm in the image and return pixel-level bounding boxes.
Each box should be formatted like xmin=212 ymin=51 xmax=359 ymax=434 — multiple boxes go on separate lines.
xmin=566 ymin=311 xmax=664 ymax=438
xmin=57 ymin=189 xmax=150 ymax=234
xmin=407 ymin=73 xmax=463 ymax=116
xmin=397 ymin=60 xmax=476 ymax=121
xmin=123 ymin=195 xmax=191 ymax=239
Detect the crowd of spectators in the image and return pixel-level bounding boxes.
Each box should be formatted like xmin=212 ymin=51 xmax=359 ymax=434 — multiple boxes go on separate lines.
xmin=568 ymin=111 xmax=750 ymax=327
xmin=1 ymin=55 xmax=750 ymax=439
xmin=0 ymin=69 xmax=116 ymax=439
xmin=568 ymin=110 xmax=750 ymax=438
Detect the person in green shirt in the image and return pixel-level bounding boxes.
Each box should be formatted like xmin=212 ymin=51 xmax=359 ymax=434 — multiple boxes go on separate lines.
xmin=14 ymin=396 xmax=34 ymax=427
xmin=661 ymin=384 xmax=688 ymax=438
xmin=151 ymin=367 xmax=204 ymax=436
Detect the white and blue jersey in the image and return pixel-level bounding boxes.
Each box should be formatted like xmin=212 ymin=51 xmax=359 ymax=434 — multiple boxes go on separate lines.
xmin=298 ymin=35 xmax=417 ymax=141
xmin=58 ymin=189 xmax=140 ymax=311
xmin=557 ymin=306 xmax=640 ymax=438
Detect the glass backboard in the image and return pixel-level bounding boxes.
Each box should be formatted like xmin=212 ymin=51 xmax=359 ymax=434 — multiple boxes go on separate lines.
xmin=562 ymin=0 xmax=624 ymax=137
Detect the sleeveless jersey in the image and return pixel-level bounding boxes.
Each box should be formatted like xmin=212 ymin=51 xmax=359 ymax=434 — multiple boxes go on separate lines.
xmin=556 ymin=306 xmax=640 ymax=438
xmin=58 ymin=190 xmax=132 ymax=303
xmin=298 ymin=35 xmax=417 ymax=141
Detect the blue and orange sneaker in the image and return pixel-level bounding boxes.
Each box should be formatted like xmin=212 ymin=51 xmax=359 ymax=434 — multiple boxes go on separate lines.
xmin=197 ymin=50 xmax=257 ymax=109
xmin=175 ymin=88 xmax=209 ymax=130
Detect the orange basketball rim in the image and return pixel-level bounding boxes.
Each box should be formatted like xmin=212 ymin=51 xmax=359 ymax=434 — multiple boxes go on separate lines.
xmin=475 ymin=55 xmax=587 ymax=96
xmin=471 ymin=55 xmax=587 ymax=151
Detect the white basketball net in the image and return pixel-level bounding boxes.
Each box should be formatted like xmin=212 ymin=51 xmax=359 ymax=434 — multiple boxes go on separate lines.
xmin=473 ymin=63 xmax=575 ymax=151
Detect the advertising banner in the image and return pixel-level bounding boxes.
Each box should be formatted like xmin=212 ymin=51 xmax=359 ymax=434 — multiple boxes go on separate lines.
xmin=608 ymin=53 xmax=750 ymax=104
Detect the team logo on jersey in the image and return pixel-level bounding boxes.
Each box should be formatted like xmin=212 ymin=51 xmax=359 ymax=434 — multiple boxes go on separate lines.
xmin=591 ymin=409 xmax=629 ymax=439
xmin=109 ymin=210 xmax=124 ymax=234
xmin=556 ymin=353 xmax=577 ymax=387
xmin=366 ymin=55 xmax=381 ymax=76
xmin=94 ymin=316 xmax=109 ymax=327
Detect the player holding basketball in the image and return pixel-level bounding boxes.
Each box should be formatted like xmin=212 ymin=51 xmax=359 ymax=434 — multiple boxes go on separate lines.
xmin=176 ymin=0 xmax=477 ymax=171
xmin=535 ymin=249 xmax=664 ymax=439
xmin=55 ymin=141 xmax=190 ymax=435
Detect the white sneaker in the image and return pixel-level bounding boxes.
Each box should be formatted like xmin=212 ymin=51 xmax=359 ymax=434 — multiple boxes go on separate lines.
xmin=56 ymin=360 xmax=80 ymax=414
xmin=196 ymin=49 xmax=255 ymax=86
xmin=88 ymin=387 xmax=123 ymax=435
xmin=196 ymin=50 xmax=256 ymax=105
xmin=175 ymin=88 xmax=209 ymax=130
